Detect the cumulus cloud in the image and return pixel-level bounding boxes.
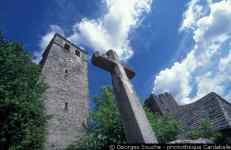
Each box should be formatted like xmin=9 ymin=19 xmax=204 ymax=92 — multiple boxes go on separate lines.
xmin=39 ymin=0 xmax=153 ymax=61
xmin=40 ymin=25 xmax=65 ymax=50
xmin=153 ymin=0 xmax=231 ymax=104
xmin=33 ymin=25 xmax=64 ymax=63
xmin=180 ymin=0 xmax=205 ymax=31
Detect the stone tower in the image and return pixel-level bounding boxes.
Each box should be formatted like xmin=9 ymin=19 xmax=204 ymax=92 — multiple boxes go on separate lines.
xmin=40 ymin=33 xmax=89 ymax=150
xmin=145 ymin=93 xmax=179 ymax=115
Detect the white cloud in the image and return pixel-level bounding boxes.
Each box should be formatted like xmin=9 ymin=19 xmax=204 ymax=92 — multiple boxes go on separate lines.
xmin=153 ymin=51 xmax=197 ymax=104
xmin=219 ymin=51 xmax=231 ymax=74
xmin=40 ymin=25 xmax=65 ymax=51
xmin=180 ymin=0 xmax=205 ymax=31
xmin=39 ymin=0 xmax=153 ymax=61
xmin=195 ymin=72 xmax=224 ymax=99
xmin=153 ymin=0 xmax=231 ymax=104
xmin=33 ymin=25 xmax=64 ymax=63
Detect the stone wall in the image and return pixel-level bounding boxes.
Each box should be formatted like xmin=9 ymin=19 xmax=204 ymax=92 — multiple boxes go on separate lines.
xmin=40 ymin=34 xmax=89 ymax=150
xmin=145 ymin=93 xmax=179 ymax=115
xmin=145 ymin=92 xmax=231 ymax=131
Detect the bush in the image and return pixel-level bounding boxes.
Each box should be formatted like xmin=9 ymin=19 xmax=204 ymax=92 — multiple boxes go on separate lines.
xmin=188 ymin=119 xmax=223 ymax=142
xmin=67 ymin=86 xmax=126 ymax=150
xmin=67 ymin=86 xmax=183 ymax=149
xmin=145 ymin=108 xmax=182 ymax=143
xmin=0 ymin=34 xmax=47 ymax=150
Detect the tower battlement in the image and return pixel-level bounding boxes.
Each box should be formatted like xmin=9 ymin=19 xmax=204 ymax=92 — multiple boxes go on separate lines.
xmin=40 ymin=33 xmax=87 ymax=67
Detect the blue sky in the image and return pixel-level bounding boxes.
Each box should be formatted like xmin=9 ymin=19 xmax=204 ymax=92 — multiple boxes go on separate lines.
xmin=1 ymin=0 xmax=231 ymax=104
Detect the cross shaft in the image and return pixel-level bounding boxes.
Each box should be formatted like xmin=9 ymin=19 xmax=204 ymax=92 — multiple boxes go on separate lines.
xmin=92 ymin=50 xmax=158 ymax=144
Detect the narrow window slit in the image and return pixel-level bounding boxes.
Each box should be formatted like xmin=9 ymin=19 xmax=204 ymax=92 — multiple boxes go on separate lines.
xmin=64 ymin=102 xmax=68 ymax=111
xmin=65 ymin=69 xmax=68 ymax=74
xmin=64 ymin=69 xmax=68 ymax=78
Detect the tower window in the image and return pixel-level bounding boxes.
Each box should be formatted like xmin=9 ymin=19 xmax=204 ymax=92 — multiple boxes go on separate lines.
xmin=64 ymin=102 xmax=68 ymax=111
xmin=64 ymin=43 xmax=70 ymax=50
xmin=75 ymin=50 xmax=80 ymax=57
xmin=64 ymin=69 xmax=68 ymax=78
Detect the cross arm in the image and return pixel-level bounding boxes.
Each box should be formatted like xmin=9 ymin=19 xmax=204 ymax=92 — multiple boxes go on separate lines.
xmin=92 ymin=52 xmax=135 ymax=79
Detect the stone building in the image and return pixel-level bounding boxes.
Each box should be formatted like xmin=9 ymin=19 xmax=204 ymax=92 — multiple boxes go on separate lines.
xmin=40 ymin=33 xmax=89 ymax=150
xmin=145 ymin=92 xmax=231 ymax=132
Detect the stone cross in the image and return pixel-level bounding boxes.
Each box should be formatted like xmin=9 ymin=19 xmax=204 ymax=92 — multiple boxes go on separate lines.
xmin=92 ymin=50 xmax=158 ymax=143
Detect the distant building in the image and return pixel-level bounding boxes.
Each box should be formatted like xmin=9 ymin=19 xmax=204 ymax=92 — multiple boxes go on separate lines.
xmin=145 ymin=92 xmax=231 ymax=132
xmin=40 ymin=34 xmax=89 ymax=150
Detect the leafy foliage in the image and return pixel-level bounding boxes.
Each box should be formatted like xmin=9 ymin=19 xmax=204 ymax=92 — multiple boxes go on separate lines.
xmin=67 ymin=86 xmax=126 ymax=150
xmin=145 ymin=108 xmax=182 ymax=143
xmin=0 ymin=34 xmax=47 ymax=150
xmin=67 ymin=86 xmax=182 ymax=149
xmin=187 ymin=119 xmax=223 ymax=142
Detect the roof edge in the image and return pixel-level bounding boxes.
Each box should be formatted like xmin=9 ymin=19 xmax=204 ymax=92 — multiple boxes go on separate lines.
xmin=39 ymin=33 xmax=88 ymax=67
xmin=53 ymin=33 xmax=88 ymax=54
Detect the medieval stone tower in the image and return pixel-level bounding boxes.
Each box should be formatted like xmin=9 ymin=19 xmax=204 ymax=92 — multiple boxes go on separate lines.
xmin=40 ymin=33 xmax=89 ymax=150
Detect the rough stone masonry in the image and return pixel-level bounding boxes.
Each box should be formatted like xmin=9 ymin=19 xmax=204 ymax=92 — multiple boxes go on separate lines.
xmin=145 ymin=92 xmax=231 ymax=134
xmin=40 ymin=34 xmax=89 ymax=150
xmin=92 ymin=50 xmax=158 ymax=144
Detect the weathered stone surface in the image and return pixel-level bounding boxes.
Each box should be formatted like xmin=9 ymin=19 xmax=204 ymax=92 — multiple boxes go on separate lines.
xmin=92 ymin=50 xmax=158 ymax=144
xmin=40 ymin=34 xmax=89 ymax=150
xmin=169 ymin=138 xmax=214 ymax=144
xmin=92 ymin=51 xmax=135 ymax=79
xmin=145 ymin=93 xmax=178 ymax=115
xmin=145 ymin=92 xmax=231 ymax=131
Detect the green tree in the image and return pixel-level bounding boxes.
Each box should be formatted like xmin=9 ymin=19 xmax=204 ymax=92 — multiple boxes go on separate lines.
xmin=0 ymin=34 xmax=47 ymax=150
xmin=188 ymin=119 xmax=223 ymax=142
xmin=145 ymin=108 xmax=182 ymax=143
xmin=67 ymin=86 xmax=182 ymax=149
xmin=67 ymin=86 xmax=126 ymax=150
